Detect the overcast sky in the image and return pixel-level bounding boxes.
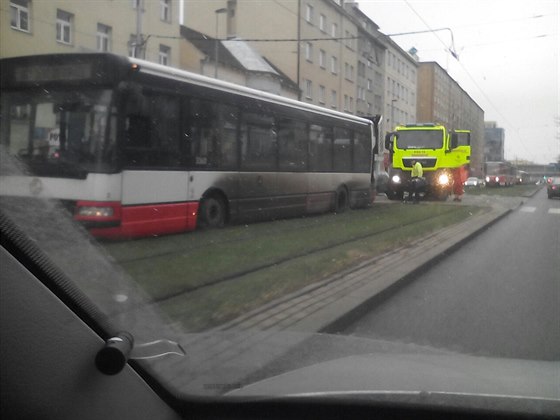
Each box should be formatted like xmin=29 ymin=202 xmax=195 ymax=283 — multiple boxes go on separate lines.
xmin=357 ymin=0 xmax=559 ymax=164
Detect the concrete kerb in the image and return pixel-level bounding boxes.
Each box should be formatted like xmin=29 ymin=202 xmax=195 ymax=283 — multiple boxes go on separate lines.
xmin=216 ymin=195 xmax=527 ymax=335
xmin=316 ymin=206 xmax=514 ymax=334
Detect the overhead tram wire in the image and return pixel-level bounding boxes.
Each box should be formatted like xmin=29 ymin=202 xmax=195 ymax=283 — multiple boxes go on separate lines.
xmin=399 ymin=0 xmax=531 ymax=155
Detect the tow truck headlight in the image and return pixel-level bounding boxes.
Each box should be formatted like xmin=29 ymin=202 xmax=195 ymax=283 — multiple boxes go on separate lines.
xmin=391 ymin=175 xmax=401 ymax=184
xmin=78 ymin=206 xmax=114 ymax=217
xmin=438 ymin=173 xmax=450 ymax=186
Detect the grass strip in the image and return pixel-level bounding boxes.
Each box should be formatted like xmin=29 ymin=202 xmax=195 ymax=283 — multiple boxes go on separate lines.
xmin=465 ymin=184 xmax=541 ymax=197
xmin=102 ymin=204 xmax=483 ymax=331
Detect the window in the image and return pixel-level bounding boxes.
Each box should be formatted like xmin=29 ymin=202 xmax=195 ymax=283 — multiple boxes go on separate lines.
xmin=304 ymin=79 xmax=313 ymax=99
xmin=278 ymin=118 xmax=307 ymax=171
xmin=160 ymin=0 xmax=171 ymax=22
xmin=129 ymin=35 xmax=143 ymax=58
xmin=344 ymin=63 xmax=354 ymax=81
xmin=319 ymin=49 xmax=326 ymax=69
xmin=309 ymin=124 xmax=333 ymax=171
xmin=185 ymin=100 xmax=237 ymax=170
xmin=319 ymin=14 xmax=326 ymax=32
xmin=331 ymin=56 xmax=338 ymax=74
xmin=97 ymin=24 xmax=111 ymax=52
xmin=159 ymin=45 xmax=171 ymax=66
xmin=319 ymin=85 xmax=326 ymax=104
xmin=333 ymin=127 xmax=352 ymax=171
xmin=240 ymin=112 xmax=276 ymax=171
xmin=331 ymin=90 xmax=337 ymax=109
xmin=305 ymin=42 xmax=313 ymax=62
xmin=331 ymin=22 xmax=337 ymax=38
xmin=367 ymin=79 xmax=372 ymax=91
xmin=305 ymin=4 xmax=313 ymax=23
xmin=10 ymin=0 xmax=30 ymax=32
xmin=56 ymin=9 xmax=72 ymax=44
xmin=124 ymin=94 xmax=181 ymax=167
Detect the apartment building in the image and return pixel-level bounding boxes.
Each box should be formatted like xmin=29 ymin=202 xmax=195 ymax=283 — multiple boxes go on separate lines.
xmin=417 ymin=61 xmax=485 ymax=176
xmin=184 ymin=0 xmax=363 ymax=113
xmin=1 ymin=0 xmax=181 ymax=66
xmin=383 ymin=37 xmax=418 ymax=130
xmin=484 ymin=121 xmax=505 ymax=162
xmin=343 ymin=2 xmax=386 ymax=118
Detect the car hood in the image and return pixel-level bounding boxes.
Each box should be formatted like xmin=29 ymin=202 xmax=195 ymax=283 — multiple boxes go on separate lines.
xmin=228 ymin=350 xmax=560 ymax=414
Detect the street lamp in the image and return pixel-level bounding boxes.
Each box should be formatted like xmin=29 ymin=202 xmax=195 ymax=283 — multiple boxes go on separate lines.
xmin=214 ymin=7 xmax=227 ymax=78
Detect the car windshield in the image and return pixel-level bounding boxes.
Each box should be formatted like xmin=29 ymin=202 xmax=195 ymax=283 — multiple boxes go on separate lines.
xmin=1 ymin=0 xmax=559 ymax=416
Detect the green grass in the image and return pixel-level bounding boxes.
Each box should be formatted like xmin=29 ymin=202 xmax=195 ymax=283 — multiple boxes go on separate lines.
xmin=465 ymin=184 xmax=541 ymax=197
xmin=102 ymin=203 xmax=484 ymax=331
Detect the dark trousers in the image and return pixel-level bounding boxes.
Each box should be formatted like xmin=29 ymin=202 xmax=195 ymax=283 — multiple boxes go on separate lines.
xmin=409 ymin=177 xmax=422 ymax=202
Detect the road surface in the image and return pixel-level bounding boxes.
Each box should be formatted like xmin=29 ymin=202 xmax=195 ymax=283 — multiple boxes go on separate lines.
xmin=341 ymin=188 xmax=560 ymax=361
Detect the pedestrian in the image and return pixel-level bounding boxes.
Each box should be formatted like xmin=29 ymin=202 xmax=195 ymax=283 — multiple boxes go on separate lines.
xmin=453 ymin=165 xmax=468 ymax=202
xmin=409 ymin=158 xmax=423 ymax=204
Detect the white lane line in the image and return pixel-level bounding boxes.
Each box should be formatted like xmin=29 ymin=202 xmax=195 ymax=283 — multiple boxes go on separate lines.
xmin=520 ymin=206 xmax=537 ymax=213
xmin=548 ymin=208 xmax=560 ymax=214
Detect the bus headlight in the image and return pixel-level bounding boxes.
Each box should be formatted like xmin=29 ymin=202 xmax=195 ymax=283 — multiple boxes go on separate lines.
xmin=438 ymin=173 xmax=450 ymax=186
xmin=78 ymin=206 xmax=114 ymax=217
xmin=391 ymin=175 xmax=401 ymax=184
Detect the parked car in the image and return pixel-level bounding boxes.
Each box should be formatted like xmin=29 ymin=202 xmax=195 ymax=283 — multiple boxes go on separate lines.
xmin=464 ymin=177 xmax=483 ymax=188
xmin=547 ymin=177 xmax=560 ymax=199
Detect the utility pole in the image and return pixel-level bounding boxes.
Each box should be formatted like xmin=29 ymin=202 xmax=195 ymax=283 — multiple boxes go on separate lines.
xmin=135 ymin=0 xmax=143 ymax=58
xmin=296 ymin=0 xmax=301 ymax=100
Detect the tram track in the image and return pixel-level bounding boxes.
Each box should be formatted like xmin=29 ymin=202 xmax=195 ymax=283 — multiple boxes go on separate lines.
xmin=146 ymin=205 xmax=465 ymax=305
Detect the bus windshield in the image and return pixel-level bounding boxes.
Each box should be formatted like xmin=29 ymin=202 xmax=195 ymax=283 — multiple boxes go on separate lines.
xmin=1 ymin=89 xmax=116 ymax=177
xmin=396 ymin=129 xmax=444 ymax=150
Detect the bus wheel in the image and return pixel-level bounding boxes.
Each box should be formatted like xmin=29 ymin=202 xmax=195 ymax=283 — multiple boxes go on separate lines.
xmin=335 ymin=186 xmax=349 ymax=213
xmin=198 ymin=195 xmax=226 ymax=228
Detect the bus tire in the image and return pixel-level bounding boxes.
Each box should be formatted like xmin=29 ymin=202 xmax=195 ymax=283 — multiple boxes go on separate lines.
xmin=198 ymin=195 xmax=227 ymax=228
xmin=335 ymin=186 xmax=349 ymax=213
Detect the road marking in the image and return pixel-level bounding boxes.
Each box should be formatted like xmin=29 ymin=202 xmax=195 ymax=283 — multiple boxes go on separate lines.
xmin=548 ymin=208 xmax=560 ymax=214
xmin=520 ymin=206 xmax=536 ymax=213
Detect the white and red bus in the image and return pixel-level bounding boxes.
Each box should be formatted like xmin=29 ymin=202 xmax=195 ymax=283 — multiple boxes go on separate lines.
xmin=485 ymin=161 xmax=516 ymax=187
xmin=1 ymin=53 xmax=379 ymax=238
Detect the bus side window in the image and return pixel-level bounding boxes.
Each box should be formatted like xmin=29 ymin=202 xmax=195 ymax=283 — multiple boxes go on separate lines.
xmin=126 ymin=115 xmax=151 ymax=147
xmin=353 ymin=130 xmax=370 ymax=173
xmin=309 ymin=124 xmax=333 ymax=172
xmin=240 ymin=112 xmax=276 ymax=171
xmin=188 ymin=99 xmax=219 ymax=169
xmin=333 ymin=127 xmax=352 ymax=172
xmin=277 ymin=118 xmax=307 ymax=171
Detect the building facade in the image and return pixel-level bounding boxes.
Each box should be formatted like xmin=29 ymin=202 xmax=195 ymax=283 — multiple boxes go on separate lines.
xmin=184 ymin=0 xmax=368 ymax=114
xmin=343 ymin=2 xmax=386 ymax=118
xmin=383 ymin=38 xmax=418 ymax=131
xmin=484 ymin=121 xmax=505 ymax=162
xmin=417 ymin=61 xmax=485 ymax=177
xmin=1 ymin=0 xmax=181 ymax=66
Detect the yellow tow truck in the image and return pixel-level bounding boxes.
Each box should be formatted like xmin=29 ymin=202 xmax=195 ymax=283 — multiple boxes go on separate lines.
xmin=384 ymin=123 xmax=471 ymax=201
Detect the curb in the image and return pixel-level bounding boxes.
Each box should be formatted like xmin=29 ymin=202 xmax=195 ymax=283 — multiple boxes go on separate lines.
xmin=216 ymin=203 xmax=520 ymax=335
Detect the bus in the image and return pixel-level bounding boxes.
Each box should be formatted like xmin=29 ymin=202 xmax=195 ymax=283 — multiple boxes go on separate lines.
xmin=0 ymin=53 xmax=377 ymax=239
xmin=485 ymin=161 xmax=516 ymax=187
